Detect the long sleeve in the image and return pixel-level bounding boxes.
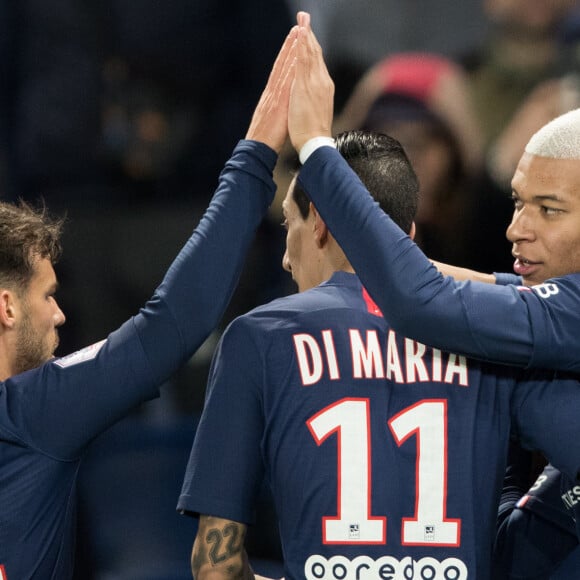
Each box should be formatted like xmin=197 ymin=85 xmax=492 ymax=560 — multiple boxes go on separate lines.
xmin=1 ymin=140 xmax=276 ymax=458
xmin=299 ymin=146 xmax=580 ymax=372
xmin=134 ymin=139 xmax=277 ymax=384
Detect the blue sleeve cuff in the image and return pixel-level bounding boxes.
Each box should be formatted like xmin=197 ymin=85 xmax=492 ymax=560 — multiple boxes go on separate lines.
xmin=494 ymin=272 xmax=522 ymax=286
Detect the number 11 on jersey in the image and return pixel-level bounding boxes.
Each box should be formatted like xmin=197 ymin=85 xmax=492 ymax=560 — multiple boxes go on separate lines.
xmin=307 ymin=398 xmax=461 ymax=547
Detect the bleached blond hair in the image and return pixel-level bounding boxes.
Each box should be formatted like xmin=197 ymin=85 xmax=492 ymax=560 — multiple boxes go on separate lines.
xmin=525 ymin=108 xmax=580 ymax=160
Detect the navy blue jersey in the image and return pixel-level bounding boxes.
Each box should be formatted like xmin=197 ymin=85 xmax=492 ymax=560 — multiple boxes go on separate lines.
xmin=495 ymin=460 xmax=579 ymax=579
xmin=297 ymin=144 xmax=580 ymax=576
xmin=0 ymin=140 xmax=276 ymax=580
xmin=178 ymin=272 xmax=580 ymax=580
xmin=298 ymin=146 xmax=580 ymax=373
xmin=492 ymin=278 xmax=580 ymax=576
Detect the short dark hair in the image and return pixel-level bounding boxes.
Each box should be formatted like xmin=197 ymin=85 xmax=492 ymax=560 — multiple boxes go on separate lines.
xmin=0 ymin=200 xmax=64 ymax=290
xmin=292 ymin=130 xmax=419 ymax=234
xmin=362 ymin=93 xmax=466 ymax=192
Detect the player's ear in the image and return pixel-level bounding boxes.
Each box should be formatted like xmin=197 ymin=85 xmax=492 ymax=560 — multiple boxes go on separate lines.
xmin=310 ymin=203 xmax=328 ymax=248
xmin=409 ymin=221 xmax=416 ymax=241
xmin=0 ymin=289 xmax=17 ymax=329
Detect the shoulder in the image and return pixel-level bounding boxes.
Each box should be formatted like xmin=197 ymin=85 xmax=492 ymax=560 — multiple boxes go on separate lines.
xmin=545 ymin=273 xmax=580 ymax=295
xmin=514 ymin=276 xmax=580 ymax=321
xmin=243 ymin=281 xmax=360 ymax=323
xmin=226 ymin=281 xmax=362 ymax=339
xmin=229 ymin=291 xmax=326 ymax=333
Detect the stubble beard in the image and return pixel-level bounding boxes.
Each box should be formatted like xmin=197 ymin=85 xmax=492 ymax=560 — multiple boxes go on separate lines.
xmin=13 ymin=310 xmax=57 ymax=376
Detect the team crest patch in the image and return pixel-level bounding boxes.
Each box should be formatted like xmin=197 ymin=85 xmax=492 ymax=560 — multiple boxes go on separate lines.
xmin=53 ymin=339 xmax=107 ymax=368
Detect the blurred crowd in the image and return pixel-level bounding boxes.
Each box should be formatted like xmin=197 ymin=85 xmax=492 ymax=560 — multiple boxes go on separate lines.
xmin=0 ymin=0 xmax=579 ymax=578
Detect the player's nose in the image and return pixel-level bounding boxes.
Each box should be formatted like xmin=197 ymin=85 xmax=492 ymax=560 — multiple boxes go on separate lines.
xmin=53 ymin=301 xmax=66 ymax=327
xmin=506 ymin=208 xmax=535 ymax=244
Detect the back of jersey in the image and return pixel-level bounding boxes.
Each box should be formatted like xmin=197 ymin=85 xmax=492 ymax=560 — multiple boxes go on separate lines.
xmin=179 ymin=272 xmax=554 ymax=579
xmin=259 ymin=273 xmax=519 ymax=579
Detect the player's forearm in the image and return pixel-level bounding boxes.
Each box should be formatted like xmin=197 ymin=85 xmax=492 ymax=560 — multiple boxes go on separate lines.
xmin=192 ymin=516 xmax=255 ymax=580
xmin=192 ymin=559 xmax=254 ymax=580
xmin=299 ymin=146 xmax=534 ymax=366
xmin=431 ymin=260 xmax=496 ymax=284
xmin=161 ymin=140 xmax=276 ymax=340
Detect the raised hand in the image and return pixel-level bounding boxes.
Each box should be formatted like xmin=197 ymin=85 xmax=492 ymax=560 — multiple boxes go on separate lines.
xmin=288 ymin=12 xmax=335 ymax=153
xmin=245 ymin=25 xmax=298 ymax=153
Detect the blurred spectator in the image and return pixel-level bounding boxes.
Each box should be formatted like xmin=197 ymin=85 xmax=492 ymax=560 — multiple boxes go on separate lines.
xmin=461 ymin=0 xmax=577 ymax=152
xmin=317 ymin=1 xmax=579 ymax=273
xmin=439 ymin=0 xmax=580 ymax=273
xmin=335 ymin=53 xmax=483 ymax=265
xmin=463 ymin=0 xmax=580 ymax=272
xmin=486 ymin=74 xmax=580 ymax=189
xmin=285 ymin=0 xmax=487 ymax=110
xmin=480 ymin=0 xmax=580 ymax=189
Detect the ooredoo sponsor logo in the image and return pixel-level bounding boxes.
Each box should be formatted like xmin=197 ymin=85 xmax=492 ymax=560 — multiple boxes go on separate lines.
xmin=304 ymin=554 xmax=468 ymax=580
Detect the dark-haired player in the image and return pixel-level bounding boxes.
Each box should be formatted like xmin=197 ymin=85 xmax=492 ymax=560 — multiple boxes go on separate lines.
xmin=0 ymin=24 xmax=298 ymax=579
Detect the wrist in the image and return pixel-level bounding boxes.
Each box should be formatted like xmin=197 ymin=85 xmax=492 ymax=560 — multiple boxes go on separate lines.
xmin=299 ymin=136 xmax=336 ymax=164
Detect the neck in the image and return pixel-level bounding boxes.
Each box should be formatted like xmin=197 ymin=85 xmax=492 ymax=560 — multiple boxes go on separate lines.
xmin=0 ymin=331 xmax=22 ymax=381
xmin=326 ymin=244 xmax=355 ymax=277
xmin=0 ymin=354 xmax=15 ymax=382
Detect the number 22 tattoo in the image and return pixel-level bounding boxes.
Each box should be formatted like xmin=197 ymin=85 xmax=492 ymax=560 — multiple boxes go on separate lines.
xmin=206 ymin=522 xmax=244 ymax=565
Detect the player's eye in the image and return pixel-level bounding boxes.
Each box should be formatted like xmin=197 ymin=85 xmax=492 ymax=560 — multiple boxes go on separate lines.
xmin=541 ymin=206 xmax=563 ymax=216
xmin=511 ymin=196 xmax=523 ymax=211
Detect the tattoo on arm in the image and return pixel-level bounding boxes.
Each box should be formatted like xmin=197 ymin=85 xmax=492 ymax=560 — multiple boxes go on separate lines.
xmin=192 ymin=516 xmax=250 ymax=579
xmin=206 ymin=522 xmax=243 ymax=565
xmin=191 ymin=539 xmax=208 ymax=576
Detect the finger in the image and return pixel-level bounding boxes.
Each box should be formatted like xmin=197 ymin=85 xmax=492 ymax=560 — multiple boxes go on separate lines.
xmin=296 ymin=17 xmax=319 ymax=79
xmin=293 ymin=29 xmax=308 ymax=98
xmin=297 ymin=11 xmax=310 ymax=27
xmin=296 ymin=21 xmax=311 ymax=74
xmin=277 ymin=46 xmax=297 ymax=100
xmin=296 ymin=20 xmax=325 ymax=88
xmin=305 ymin=22 xmax=323 ymax=67
xmin=267 ymin=37 xmax=297 ymax=112
xmin=266 ymin=25 xmax=299 ymax=89
xmin=274 ymin=34 xmax=298 ymax=92
xmin=304 ymin=24 xmax=332 ymax=93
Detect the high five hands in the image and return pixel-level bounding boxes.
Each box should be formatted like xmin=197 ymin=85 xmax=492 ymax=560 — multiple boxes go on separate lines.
xmin=288 ymin=12 xmax=335 ymax=153
xmin=246 ymin=12 xmax=334 ymax=156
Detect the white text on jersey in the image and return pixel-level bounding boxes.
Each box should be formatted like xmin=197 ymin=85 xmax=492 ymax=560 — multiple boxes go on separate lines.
xmin=293 ymin=329 xmax=469 ymax=387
